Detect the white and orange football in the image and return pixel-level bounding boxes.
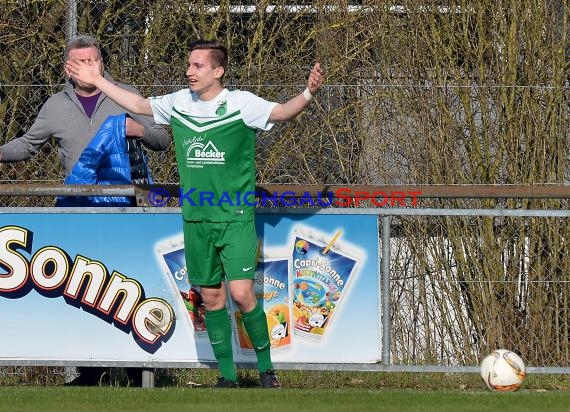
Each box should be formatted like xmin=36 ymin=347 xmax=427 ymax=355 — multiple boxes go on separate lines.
xmin=480 ymin=349 xmax=526 ymax=392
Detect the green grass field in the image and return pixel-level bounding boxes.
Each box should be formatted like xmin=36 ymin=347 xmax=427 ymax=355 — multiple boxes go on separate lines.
xmin=3 ymin=370 xmax=570 ymax=411
xmin=2 ymin=386 xmax=570 ymax=412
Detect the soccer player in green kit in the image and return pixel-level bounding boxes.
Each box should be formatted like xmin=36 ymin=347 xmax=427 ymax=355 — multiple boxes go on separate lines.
xmin=66 ymin=39 xmax=325 ymax=388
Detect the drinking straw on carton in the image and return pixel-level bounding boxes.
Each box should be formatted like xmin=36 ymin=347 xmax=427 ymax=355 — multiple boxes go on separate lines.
xmin=322 ymin=230 xmax=342 ymax=255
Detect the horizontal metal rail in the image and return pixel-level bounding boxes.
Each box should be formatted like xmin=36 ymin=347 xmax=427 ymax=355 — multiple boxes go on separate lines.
xmin=0 ymin=184 xmax=568 ymax=202
xmin=0 ymin=359 xmax=564 ymax=374
xmin=0 ymin=184 xmax=135 ymax=197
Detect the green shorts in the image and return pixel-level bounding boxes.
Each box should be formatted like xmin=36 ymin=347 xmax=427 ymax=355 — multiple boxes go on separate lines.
xmin=183 ymin=220 xmax=258 ymax=286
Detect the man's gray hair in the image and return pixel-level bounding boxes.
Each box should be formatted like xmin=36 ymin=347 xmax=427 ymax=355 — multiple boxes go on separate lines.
xmin=64 ymin=34 xmax=102 ymax=61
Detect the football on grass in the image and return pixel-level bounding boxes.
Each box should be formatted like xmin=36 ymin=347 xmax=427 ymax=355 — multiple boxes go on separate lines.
xmin=480 ymin=349 xmax=526 ymax=391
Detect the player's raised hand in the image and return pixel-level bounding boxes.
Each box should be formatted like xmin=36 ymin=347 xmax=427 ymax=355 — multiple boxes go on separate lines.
xmin=267 ymin=62 xmax=326 ymax=122
xmin=308 ymin=63 xmax=325 ymax=95
xmin=65 ymin=56 xmax=103 ymax=87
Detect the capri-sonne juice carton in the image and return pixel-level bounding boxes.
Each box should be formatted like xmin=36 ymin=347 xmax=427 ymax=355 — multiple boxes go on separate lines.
xmin=291 ymin=228 xmax=361 ymax=341
xmin=155 ymin=235 xmax=207 ymax=336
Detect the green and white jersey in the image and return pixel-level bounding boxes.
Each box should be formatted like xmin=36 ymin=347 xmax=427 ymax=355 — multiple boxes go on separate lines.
xmin=150 ymin=88 xmax=277 ymax=222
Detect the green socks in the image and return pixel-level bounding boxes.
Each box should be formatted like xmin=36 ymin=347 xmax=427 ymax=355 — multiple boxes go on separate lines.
xmin=242 ymin=302 xmax=274 ymax=373
xmin=205 ymin=303 xmax=274 ymax=380
xmin=205 ymin=307 xmax=237 ymax=382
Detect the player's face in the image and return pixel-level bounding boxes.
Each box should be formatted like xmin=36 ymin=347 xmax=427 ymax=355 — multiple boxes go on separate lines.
xmin=186 ymin=49 xmax=224 ymax=97
xmin=66 ymin=46 xmax=104 ymax=93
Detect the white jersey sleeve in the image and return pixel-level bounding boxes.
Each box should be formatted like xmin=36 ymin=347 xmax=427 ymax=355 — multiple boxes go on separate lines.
xmin=149 ymin=90 xmax=187 ymax=125
xmin=236 ymin=91 xmax=279 ymax=131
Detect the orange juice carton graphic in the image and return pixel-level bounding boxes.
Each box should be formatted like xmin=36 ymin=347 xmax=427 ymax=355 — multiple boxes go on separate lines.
xmin=155 ymin=236 xmax=207 ymax=336
xmin=291 ymin=231 xmax=360 ymax=341
xmin=235 ymin=257 xmax=291 ymax=354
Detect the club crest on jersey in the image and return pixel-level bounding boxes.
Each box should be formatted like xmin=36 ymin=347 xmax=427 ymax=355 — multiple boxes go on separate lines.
xmin=186 ymin=140 xmax=226 ymax=168
xmin=215 ymin=100 xmax=227 ymax=116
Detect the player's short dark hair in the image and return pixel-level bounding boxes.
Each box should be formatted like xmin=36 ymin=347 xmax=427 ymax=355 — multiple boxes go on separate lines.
xmin=189 ymin=39 xmax=228 ymax=78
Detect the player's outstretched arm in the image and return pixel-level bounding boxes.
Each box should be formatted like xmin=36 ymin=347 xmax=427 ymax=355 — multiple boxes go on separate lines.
xmin=65 ymin=58 xmax=153 ymax=116
xmin=269 ymin=62 xmax=325 ymax=122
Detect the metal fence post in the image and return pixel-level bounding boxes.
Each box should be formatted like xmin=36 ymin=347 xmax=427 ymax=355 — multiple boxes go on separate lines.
xmin=65 ymin=0 xmax=78 ymax=40
xmin=381 ymin=215 xmax=392 ymax=366
xmin=141 ymin=368 xmax=155 ymax=388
